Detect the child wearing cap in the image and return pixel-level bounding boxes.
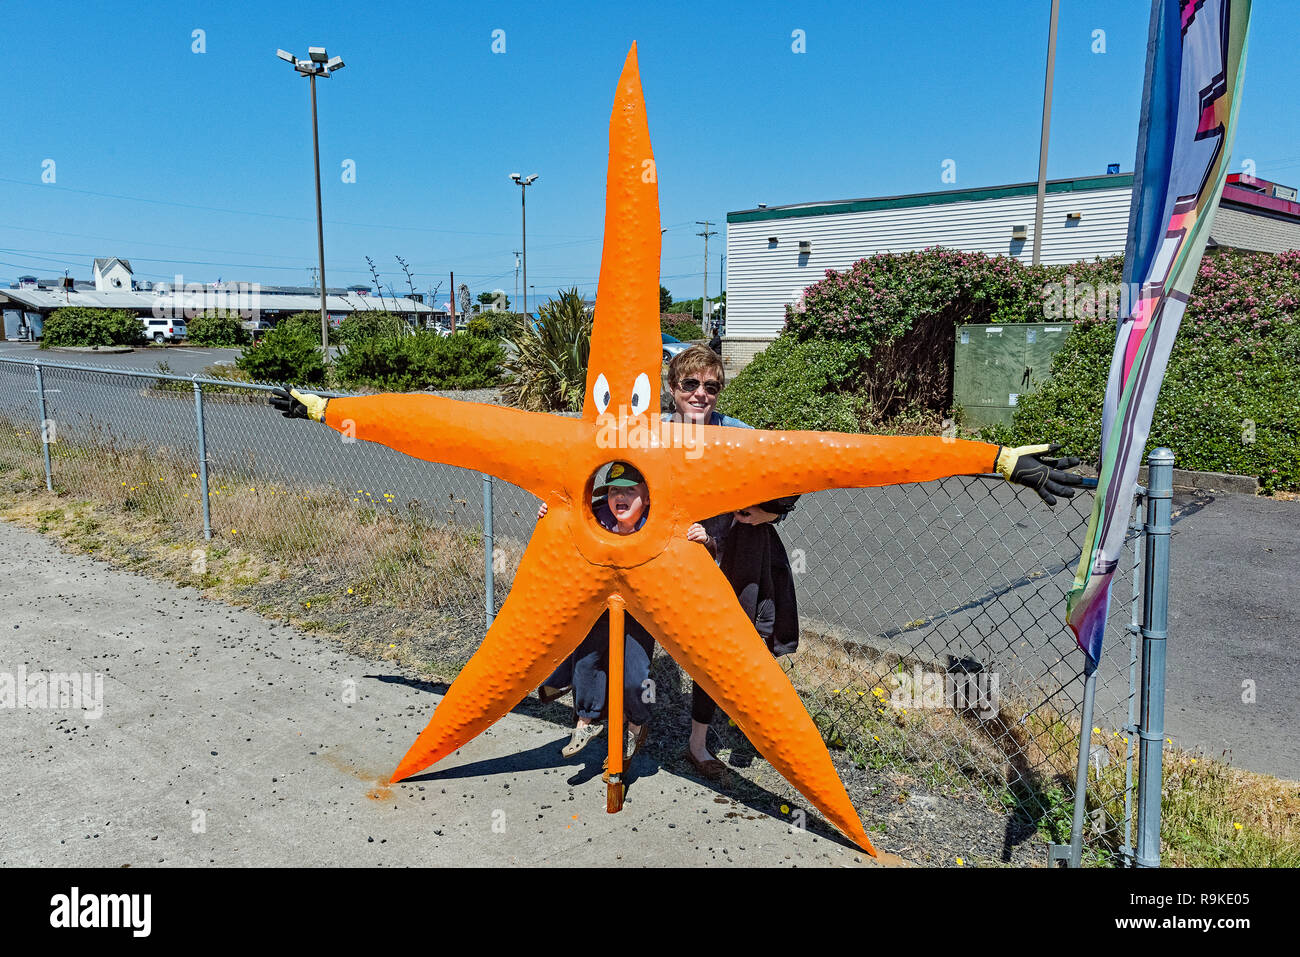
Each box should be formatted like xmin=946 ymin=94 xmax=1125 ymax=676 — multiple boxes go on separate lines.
xmin=537 ymin=462 xmax=655 ymax=763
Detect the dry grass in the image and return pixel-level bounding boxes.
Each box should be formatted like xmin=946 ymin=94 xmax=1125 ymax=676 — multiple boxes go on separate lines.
xmin=0 ymin=414 xmax=525 ymax=675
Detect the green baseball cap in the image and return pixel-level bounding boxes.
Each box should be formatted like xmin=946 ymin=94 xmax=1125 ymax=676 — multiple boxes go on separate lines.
xmin=594 ymin=461 xmax=646 ymax=493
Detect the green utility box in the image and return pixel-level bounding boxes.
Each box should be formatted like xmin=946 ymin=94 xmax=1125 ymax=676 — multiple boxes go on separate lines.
xmin=952 ymin=321 xmax=1073 ymax=431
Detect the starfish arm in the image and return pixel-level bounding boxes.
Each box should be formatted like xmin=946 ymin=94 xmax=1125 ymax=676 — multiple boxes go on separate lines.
xmin=390 ymin=514 xmax=615 ymax=782
xmin=324 ymin=394 xmax=584 ymax=500
xmin=671 ymin=429 xmax=998 ymax=521
xmin=619 ymin=538 xmax=876 ymax=854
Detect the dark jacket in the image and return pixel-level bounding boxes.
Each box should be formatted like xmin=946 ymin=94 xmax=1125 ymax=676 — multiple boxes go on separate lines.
xmin=717 ymin=520 xmax=800 ymax=657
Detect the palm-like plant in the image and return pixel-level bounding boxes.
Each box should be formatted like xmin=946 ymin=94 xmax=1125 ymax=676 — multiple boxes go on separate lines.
xmin=502 ymin=288 xmax=592 ymax=412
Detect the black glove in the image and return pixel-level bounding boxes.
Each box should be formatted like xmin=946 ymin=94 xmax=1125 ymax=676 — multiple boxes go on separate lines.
xmin=995 ymin=443 xmax=1083 ymax=507
xmin=269 ymin=386 xmax=328 ymax=422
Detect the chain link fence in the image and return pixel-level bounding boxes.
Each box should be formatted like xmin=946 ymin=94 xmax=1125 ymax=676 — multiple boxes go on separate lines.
xmin=0 ymin=355 xmax=1146 ymax=864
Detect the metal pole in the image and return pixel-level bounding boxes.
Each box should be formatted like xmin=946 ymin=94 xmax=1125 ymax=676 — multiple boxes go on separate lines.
xmin=1136 ymin=447 xmax=1173 ymax=868
xmin=33 ymin=361 xmax=53 ymax=491
xmin=1066 ymin=661 xmax=1099 ymax=867
xmin=521 ymin=185 xmax=528 ymax=320
xmin=1123 ymin=486 xmax=1146 ymax=866
xmin=483 ymin=474 xmax=495 ymax=626
xmin=1031 ymin=0 xmax=1060 ymax=266
xmin=606 ymin=595 xmax=626 ymax=812
xmin=309 ymin=71 xmax=329 ymax=352
xmin=193 ymin=380 xmax=212 ymax=541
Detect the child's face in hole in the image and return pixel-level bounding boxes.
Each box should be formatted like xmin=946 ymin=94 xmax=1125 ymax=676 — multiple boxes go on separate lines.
xmin=605 ymin=482 xmax=648 ymax=528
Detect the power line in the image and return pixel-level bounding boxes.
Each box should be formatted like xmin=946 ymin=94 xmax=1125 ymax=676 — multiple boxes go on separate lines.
xmin=0 ymin=176 xmax=600 ymax=240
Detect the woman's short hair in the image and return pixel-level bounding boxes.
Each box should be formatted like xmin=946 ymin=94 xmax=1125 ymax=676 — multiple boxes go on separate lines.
xmin=667 ymin=344 xmax=725 ymax=393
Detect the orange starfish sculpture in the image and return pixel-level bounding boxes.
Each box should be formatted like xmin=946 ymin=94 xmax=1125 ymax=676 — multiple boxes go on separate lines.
xmin=273 ymin=44 xmax=1080 ymax=853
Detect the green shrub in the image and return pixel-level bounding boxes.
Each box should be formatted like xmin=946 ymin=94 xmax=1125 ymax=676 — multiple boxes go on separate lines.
xmin=186 ymin=311 xmax=249 ymax=347
xmin=235 ymin=320 xmax=327 ymax=385
xmin=275 ymin=311 xmax=333 ymax=344
xmin=718 ymin=336 xmax=869 ymax=432
xmin=333 ymin=330 xmax=503 ymax=391
xmin=430 ymin=334 xmax=505 ymax=389
xmin=466 ymin=311 xmax=521 ymax=340
xmin=662 ymin=317 xmax=704 ymax=341
xmin=502 ymin=289 xmax=592 ymax=412
xmin=39 ymin=307 xmax=142 ymax=348
xmin=987 ymin=249 xmax=1300 ymax=492
xmin=334 ymin=311 xmax=409 ymax=346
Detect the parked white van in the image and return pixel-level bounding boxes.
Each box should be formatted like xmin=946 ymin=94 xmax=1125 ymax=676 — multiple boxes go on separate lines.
xmin=141 ymin=317 xmax=186 ymax=343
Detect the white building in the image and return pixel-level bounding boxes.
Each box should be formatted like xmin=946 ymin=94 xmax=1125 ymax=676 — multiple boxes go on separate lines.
xmin=92 ymin=257 xmax=133 ymax=292
xmin=723 ymin=172 xmax=1300 ymax=365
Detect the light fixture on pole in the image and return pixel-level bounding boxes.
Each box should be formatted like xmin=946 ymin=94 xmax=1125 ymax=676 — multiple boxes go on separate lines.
xmin=278 ymin=46 xmax=346 ymax=350
xmin=510 ymin=173 xmax=538 ymax=318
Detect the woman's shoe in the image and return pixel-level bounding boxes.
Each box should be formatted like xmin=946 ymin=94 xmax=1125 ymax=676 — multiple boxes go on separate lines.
xmin=538 ymin=684 xmax=571 ymax=704
xmin=684 ymin=749 xmax=727 ymax=780
xmin=561 ymin=721 xmax=605 ymax=758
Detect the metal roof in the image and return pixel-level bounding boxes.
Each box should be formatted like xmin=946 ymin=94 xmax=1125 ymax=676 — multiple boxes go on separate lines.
xmin=0 ymin=287 xmax=433 ymax=313
xmin=92 ymin=257 xmax=133 ymax=274
xmin=727 ymin=173 xmax=1136 ymax=223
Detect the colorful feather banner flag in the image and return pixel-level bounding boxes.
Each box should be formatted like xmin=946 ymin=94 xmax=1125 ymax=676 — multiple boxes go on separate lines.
xmin=1067 ymin=0 xmax=1252 ymax=663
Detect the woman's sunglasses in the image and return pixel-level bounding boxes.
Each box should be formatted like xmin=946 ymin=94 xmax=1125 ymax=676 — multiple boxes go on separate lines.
xmin=676 ymin=378 xmax=721 ymax=396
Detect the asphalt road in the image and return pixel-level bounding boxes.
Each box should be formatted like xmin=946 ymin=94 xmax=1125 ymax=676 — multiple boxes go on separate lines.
xmin=1 ymin=352 xmax=1296 ymax=781
xmin=0 ymin=340 xmax=241 ymax=376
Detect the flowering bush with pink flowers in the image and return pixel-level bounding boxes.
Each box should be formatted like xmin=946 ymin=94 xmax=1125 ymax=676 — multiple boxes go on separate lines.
xmin=992 ymin=249 xmax=1300 ymax=492
xmin=728 ymin=247 xmax=1119 ymax=426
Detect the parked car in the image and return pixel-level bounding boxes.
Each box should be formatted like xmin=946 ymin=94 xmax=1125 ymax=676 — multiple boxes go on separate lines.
xmin=661 ymin=333 xmax=689 ymax=363
xmin=141 ymin=317 xmax=186 ymax=343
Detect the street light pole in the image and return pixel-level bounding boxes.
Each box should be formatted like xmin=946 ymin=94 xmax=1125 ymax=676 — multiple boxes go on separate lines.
xmin=511 ymin=174 xmax=538 ymax=318
xmin=278 ymin=47 xmax=345 ymax=351
xmin=308 ymin=71 xmax=328 ymax=350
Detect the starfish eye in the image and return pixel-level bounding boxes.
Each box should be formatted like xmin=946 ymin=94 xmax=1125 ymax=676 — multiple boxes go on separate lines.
xmin=593 ymin=373 xmax=611 ymax=414
xmin=630 ymin=373 xmax=651 ymax=413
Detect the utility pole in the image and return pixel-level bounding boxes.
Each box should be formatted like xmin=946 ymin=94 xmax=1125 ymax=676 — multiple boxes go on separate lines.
xmin=449 ymin=270 xmax=456 ymax=332
xmin=513 ymin=250 xmax=521 ymax=315
xmin=1032 ymin=0 xmax=1060 ymax=266
xmin=695 ymin=220 xmax=716 ymax=332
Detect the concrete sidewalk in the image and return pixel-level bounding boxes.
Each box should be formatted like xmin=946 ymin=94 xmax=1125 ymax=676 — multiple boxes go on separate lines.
xmin=0 ymin=519 xmax=883 ymax=868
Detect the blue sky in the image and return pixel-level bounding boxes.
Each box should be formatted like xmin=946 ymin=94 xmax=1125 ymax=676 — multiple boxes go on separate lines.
xmin=2 ymin=0 xmax=1295 ymax=304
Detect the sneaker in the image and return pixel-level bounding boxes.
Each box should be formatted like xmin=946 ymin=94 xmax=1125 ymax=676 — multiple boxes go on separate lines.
xmin=561 ymin=721 xmax=605 ymax=758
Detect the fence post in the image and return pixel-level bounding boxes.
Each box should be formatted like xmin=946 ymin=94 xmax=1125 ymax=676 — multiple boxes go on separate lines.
xmin=33 ymin=360 xmax=53 ymax=491
xmin=1136 ymin=447 xmax=1173 ymax=868
xmin=192 ymin=379 xmax=212 ymax=541
xmin=483 ymin=473 xmax=495 ymax=627
xmin=1121 ymin=487 xmax=1147 ymax=867
xmin=1062 ymin=661 xmax=1098 ymax=867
